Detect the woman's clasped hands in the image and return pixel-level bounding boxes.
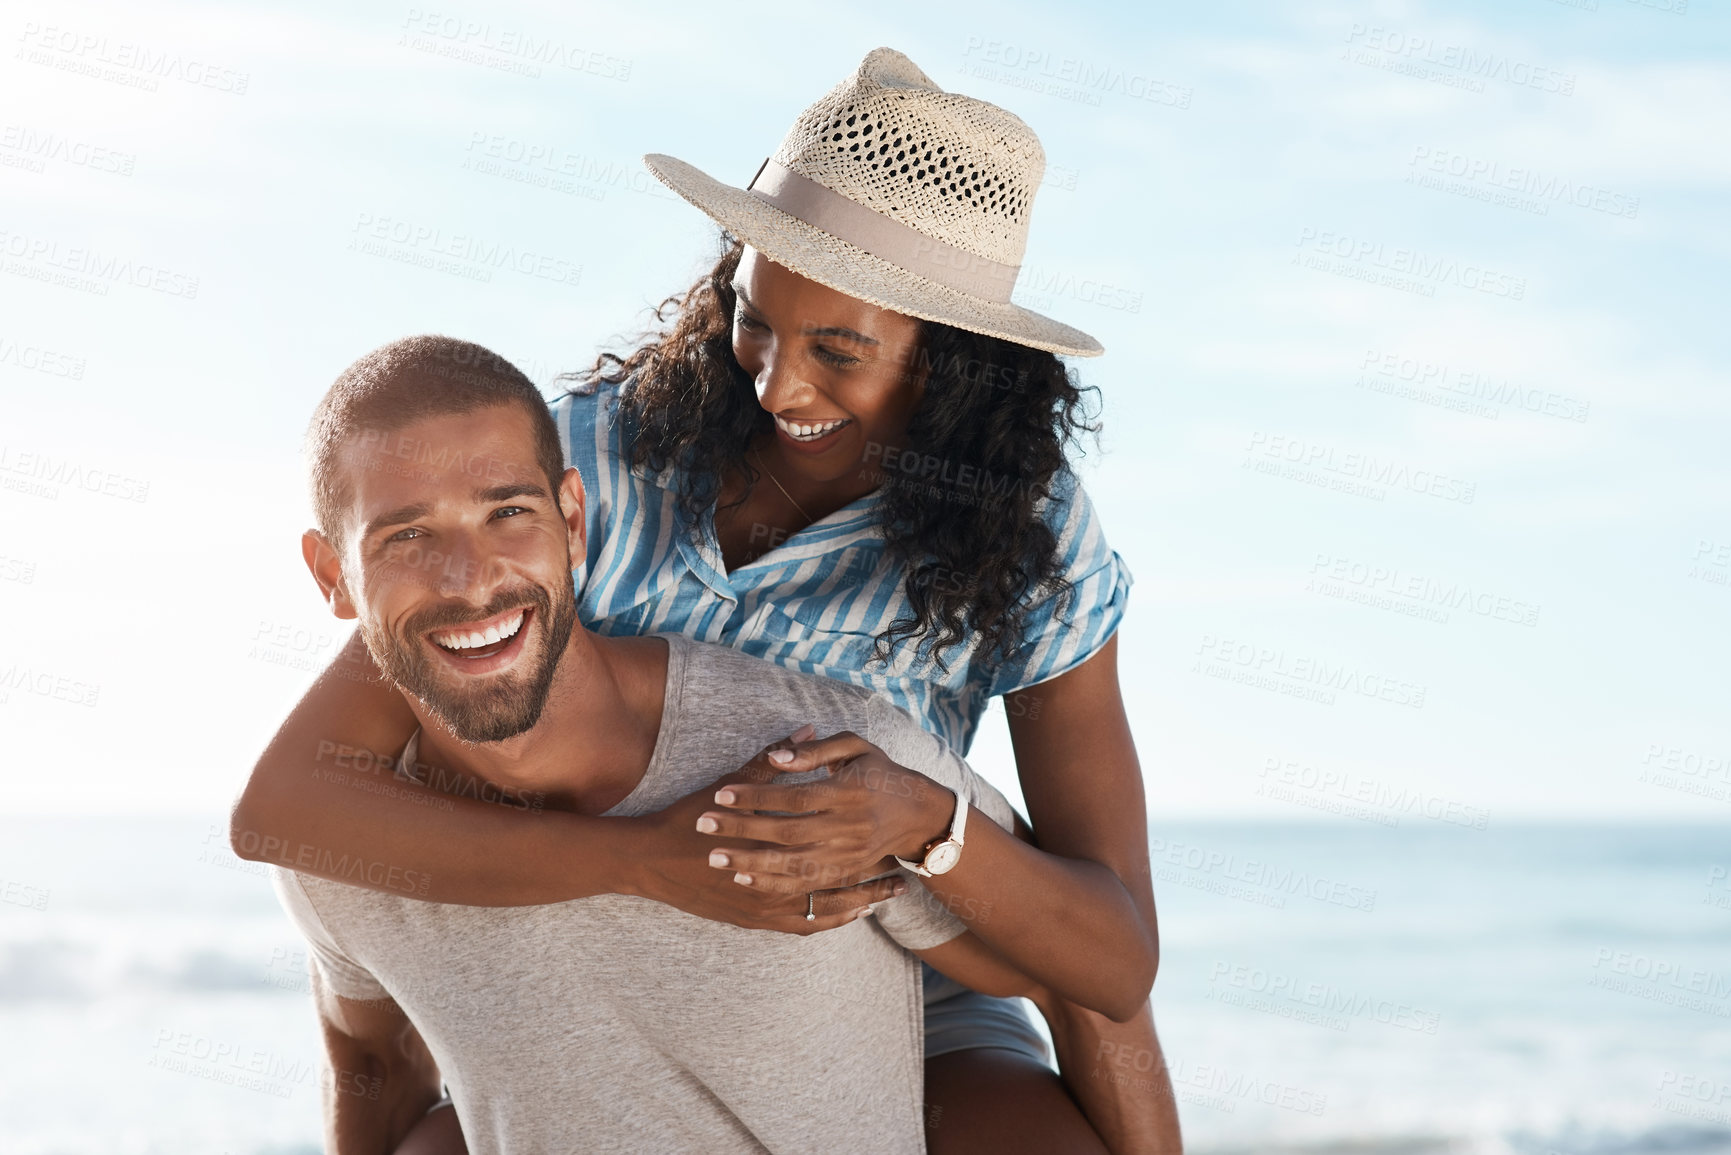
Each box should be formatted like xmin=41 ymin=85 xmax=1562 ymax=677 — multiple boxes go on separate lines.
xmin=632 ymin=723 xmax=956 ymax=935
xmin=699 ymin=725 xmax=957 ymax=894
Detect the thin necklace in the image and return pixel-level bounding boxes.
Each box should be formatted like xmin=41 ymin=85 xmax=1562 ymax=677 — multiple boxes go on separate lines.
xmin=750 ymin=446 xmax=813 ymax=524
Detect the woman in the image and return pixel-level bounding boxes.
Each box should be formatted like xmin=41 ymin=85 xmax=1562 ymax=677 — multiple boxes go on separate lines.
xmin=236 ymin=49 xmax=1177 ymax=1153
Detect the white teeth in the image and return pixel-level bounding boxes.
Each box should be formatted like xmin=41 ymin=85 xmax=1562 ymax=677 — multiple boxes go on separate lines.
xmin=434 ymin=611 xmax=525 ymax=652
xmin=776 ymin=415 xmax=849 ymax=441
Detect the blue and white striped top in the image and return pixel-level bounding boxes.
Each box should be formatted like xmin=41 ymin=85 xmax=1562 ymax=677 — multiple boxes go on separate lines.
xmin=552 ymin=386 xmax=1133 ymax=756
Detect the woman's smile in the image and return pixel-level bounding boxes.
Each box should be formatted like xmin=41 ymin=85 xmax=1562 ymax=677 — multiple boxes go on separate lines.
xmin=772 ymin=412 xmax=853 ymax=453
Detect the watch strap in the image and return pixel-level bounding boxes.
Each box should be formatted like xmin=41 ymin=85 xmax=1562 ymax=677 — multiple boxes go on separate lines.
xmin=894 ymin=785 xmax=966 ymax=877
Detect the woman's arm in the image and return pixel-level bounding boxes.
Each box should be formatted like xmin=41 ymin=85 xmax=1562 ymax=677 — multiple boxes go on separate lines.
xmin=1004 ymin=633 xmax=1181 ymax=1155
xmin=693 ymin=677 xmax=1157 ymax=1019
xmin=702 ymin=768 xmax=1151 ymax=1021
xmin=1001 ymin=632 xmax=1157 ymax=973
xmin=228 ymin=632 xmax=633 ymax=904
xmin=915 ymin=932 xmax=1037 ymax=1001
xmin=229 ymin=632 xmax=901 ymax=926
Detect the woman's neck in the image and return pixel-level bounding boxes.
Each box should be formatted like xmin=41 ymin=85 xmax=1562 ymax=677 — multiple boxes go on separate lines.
xmin=741 ymin=429 xmax=878 ymax=519
xmin=712 ymin=433 xmax=878 ymax=572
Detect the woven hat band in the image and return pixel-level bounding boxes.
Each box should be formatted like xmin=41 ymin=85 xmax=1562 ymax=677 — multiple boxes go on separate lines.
xmin=746 ymin=158 xmax=1020 ymax=304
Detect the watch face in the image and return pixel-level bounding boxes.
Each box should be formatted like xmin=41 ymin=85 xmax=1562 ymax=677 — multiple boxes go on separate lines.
xmin=925 ymin=842 xmax=961 ymax=875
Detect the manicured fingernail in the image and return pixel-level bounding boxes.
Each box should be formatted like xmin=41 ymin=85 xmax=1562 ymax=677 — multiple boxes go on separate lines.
xmin=714 ymin=789 xmax=736 ymax=804
xmin=733 ymin=872 xmax=753 ymax=886
xmin=768 ymin=750 xmax=793 ymax=764
xmin=893 ymin=882 xmax=908 ymax=896
xmin=793 ymin=723 xmax=815 ymax=741
xmin=695 ymin=815 xmax=719 ymax=833
xmin=708 ymin=851 xmax=730 ymax=868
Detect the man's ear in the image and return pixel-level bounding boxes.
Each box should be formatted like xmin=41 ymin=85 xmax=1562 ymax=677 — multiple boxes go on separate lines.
xmin=558 ymin=467 xmax=586 ymax=558
xmin=301 ymin=530 xmax=359 ymax=620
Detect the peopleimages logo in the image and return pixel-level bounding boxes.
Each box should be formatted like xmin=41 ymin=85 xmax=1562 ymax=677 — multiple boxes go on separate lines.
xmin=1163 ymin=1058 xmax=1328 ymax=1116
xmin=1258 ymin=756 xmax=1492 ymax=830
xmin=1150 ymin=836 xmax=1378 ymax=912
xmin=1407 ymin=146 xmax=1640 ymax=219
xmin=1243 ymin=432 xmax=1477 ymax=505
xmin=0 ymin=124 xmax=136 ymax=176
xmin=1637 ymin=741 xmax=1731 ymax=805
xmin=1342 ymin=24 xmax=1577 ymax=96
xmin=1207 ymin=961 xmax=1442 ymax=1034
xmin=1358 ymin=348 xmax=1590 ymax=423
xmin=0 ymin=228 xmax=199 ymax=299
xmin=1193 ymin=631 xmax=1428 ymax=711
xmin=229 ymin=831 xmax=432 ymax=897
xmin=1307 ymin=552 xmax=1540 ymax=629
xmin=1588 ymin=947 xmax=1731 ymax=1016
xmin=0 ymin=663 xmax=100 ymax=707
xmin=398 ymin=8 xmax=632 ymax=81
xmin=0 ymin=878 xmax=50 ymax=911
xmin=461 ymin=133 xmax=675 ymax=203
xmin=959 ymin=38 xmax=1192 ymax=109
xmin=14 ymin=22 xmax=251 ymax=94
xmin=347 ymin=213 xmax=582 ymax=287
xmin=0 ymin=444 xmax=149 ymax=503
xmin=0 ymin=335 xmax=86 ymax=380
xmin=860 ymin=440 xmax=1033 ymax=506
xmin=1295 ymin=228 xmax=1526 ymax=300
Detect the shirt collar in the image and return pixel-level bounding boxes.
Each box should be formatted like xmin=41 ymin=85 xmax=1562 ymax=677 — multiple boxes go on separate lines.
xmin=671 ymin=484 xmax=884 ymax=600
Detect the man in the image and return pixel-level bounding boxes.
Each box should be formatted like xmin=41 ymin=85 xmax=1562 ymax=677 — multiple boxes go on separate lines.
xmin=272 ymin=335 xmax=1027 ymax=1154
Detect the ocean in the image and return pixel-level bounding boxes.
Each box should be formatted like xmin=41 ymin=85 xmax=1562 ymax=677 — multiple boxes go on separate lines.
xmin=1 ymin=818 xmax=1726 ymax=1153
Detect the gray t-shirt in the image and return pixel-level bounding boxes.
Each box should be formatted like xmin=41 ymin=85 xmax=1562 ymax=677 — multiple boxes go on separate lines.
xmin=273 ymin=632 xmax=1014 ymax=1155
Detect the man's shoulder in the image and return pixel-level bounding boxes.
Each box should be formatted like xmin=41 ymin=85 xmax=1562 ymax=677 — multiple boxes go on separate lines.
xmin=667 ymin=636 xmax=876 ymax=717
xmin=860 ymin=693 xmax=954 ymax=775
xmin=667 ymin=638 xmax=949 ymax=762
xmin=669 ymin=634 xmax=872 ymax=696
xmin=268 ymin=864 xmax=357 ymax=944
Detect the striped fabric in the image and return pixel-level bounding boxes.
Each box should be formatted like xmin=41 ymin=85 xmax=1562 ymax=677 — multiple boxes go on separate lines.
xmin=552 ymin=386 xmax=1133 ymax=756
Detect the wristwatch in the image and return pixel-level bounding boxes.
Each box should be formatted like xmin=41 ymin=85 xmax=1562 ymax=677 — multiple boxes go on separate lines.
xmin=894 ymin=786 xmax=969 ymax=878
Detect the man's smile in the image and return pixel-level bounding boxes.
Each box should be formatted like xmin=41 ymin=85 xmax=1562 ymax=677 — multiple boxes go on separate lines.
xmin=427 ymin=606 xmax=533 ymax=667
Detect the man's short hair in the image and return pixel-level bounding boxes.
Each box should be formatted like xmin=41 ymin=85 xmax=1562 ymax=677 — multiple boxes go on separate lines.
xmin=307 ymin=335 xmax=565 ymax=548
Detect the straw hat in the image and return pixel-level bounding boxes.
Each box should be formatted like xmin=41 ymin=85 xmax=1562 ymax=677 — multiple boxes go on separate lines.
xmin=643 ymin=47 xmax=1104 ymax=358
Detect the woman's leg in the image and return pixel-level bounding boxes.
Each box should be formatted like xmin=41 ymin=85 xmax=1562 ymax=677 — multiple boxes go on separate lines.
xmin=921 ymin=964 xmax=1110 ymax=1154
xmin=392 ymin=1099 xmax=468 ymax=1155
xmin=1035 ymin=992 xmax=1183 ymax=1155
xmin=925 ymin=1047 xmax=1109 ymax=1155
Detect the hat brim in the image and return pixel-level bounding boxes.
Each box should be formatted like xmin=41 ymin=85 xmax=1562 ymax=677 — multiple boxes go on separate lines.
xmin=643 ymin=154 xmax=1104 ymax=359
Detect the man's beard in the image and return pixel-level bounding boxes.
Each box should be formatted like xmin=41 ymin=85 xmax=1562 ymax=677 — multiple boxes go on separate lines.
xmin=361 ymin=575 xmax=578 ymax=745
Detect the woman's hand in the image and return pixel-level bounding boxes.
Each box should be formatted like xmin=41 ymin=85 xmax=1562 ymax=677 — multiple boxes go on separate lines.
xmin=630 ymin=728 xmax=909 ymax=934
xmin=694 ymin=728 xmax=957 ymax=897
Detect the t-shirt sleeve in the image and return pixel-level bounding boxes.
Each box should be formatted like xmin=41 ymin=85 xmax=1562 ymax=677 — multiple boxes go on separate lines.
xmin=269 ymin=866 xmax=391 ymax=1003
xmin=979 ymin=468 xmax=1133 ymax=700
xmin=861 ymin=696 xmax=1018 ymax=951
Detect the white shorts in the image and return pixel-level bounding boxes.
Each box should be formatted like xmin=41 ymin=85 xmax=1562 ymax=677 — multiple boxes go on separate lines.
xmin=921 ymin=962 xmax=1051 ymax=1066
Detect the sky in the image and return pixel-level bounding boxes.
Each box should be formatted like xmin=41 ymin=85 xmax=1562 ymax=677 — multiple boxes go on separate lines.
xmin=0 ymin=0 xmax=1726 ymax=821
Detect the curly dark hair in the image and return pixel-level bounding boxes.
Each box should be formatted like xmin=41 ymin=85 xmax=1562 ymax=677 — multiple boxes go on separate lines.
xmin=564 ymin=233 xmax=1100 ymax=673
